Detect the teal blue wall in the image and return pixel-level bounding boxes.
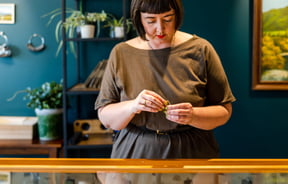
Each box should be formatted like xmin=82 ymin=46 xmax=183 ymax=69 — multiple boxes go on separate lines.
xmin=1 ymin=0 xmax=288 ymax=158
xmin=0 ymin=0 xmax=63 ymax=115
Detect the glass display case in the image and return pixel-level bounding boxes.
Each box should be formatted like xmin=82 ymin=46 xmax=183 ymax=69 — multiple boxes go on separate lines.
xmin=1 ymin=158 xmax=288 ymax=184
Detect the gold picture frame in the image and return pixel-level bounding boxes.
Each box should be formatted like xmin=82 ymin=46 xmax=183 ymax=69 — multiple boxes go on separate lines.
xmin=0 ymin=4 xmax=15 ymax=24
xmin=252 ymin=0 xmax=288 ymax=90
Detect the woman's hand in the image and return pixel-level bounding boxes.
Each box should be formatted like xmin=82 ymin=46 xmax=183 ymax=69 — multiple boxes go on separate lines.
xmin=165 ymin=103 xmax=232 ymax=130
xmin=132 ymin=89 xmax=166 ymax=114
xmin=98 ymin=89 xmax=168 ymax=130
xmin=165 ymin=103 xmax=194 ymax=125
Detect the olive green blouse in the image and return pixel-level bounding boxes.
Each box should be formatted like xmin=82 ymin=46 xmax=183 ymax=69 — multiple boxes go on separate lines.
xmin=95 ymin=35 xmax=236 ymax=131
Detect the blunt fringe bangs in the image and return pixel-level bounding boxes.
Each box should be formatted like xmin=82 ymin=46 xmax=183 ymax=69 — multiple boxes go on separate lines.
xmin=139 ymin=0 xmax=173 ymax=14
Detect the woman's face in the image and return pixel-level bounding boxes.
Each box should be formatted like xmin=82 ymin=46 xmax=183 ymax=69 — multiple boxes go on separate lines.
xmin=140 ymin=9 xmax=176 ymax=46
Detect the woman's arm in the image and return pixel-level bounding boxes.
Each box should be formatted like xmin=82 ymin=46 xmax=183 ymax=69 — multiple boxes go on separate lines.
xmin=98 ymin=100 xmax=137 ymax=130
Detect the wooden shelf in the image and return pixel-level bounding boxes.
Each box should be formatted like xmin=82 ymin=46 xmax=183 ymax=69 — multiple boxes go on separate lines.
xmin=78 ymin=134 xmax=113 ymax=146
xmin=61 ymin=0 xmax=128 ymax=157
xmin=66 ymin=83 xmax=100 ymax=95
xmin=67 ymin=37 xmax=124 ymax=42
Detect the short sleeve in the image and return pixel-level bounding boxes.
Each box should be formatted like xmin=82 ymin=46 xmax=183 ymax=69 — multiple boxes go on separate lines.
xmin=94 ymin=45 xmax=120 ymax=110
xmin=204 ymin=41 xmax=236 ymax=105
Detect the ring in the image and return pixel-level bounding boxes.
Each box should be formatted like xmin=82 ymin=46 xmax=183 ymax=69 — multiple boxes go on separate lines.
xmin=144 ymin=100 xmax=146 ymax=106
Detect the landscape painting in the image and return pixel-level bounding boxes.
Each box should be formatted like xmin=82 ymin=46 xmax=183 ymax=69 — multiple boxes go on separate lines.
xmin=252 ymin=0 xmax=288 ymax=90
xmin=0 ymin=4 xmax=15 ymax=24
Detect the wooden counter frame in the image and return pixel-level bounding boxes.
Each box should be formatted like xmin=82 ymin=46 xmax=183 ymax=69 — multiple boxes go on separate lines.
xmin=1 ymin=158 xmax=288 ymax=173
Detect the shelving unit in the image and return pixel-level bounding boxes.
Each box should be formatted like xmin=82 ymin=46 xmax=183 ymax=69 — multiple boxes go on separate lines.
xmin=61 ymin=0 xmax=129 ymax=158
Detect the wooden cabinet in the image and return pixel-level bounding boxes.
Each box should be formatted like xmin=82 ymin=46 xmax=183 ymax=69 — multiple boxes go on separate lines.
xmin=0 ymin=139 xmax=62 ymax=158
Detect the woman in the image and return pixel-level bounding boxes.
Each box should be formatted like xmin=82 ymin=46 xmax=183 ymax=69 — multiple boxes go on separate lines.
xmin=95 ymin=0 xmax=236 ymax=159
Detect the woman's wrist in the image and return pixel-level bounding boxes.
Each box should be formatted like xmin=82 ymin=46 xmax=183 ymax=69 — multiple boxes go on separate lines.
xmin=129 ymin=100 xmax=141 ymax=115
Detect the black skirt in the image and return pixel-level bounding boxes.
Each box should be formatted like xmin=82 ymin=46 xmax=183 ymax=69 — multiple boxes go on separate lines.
xmin=110 ymin=123 xmax=220 ymax=159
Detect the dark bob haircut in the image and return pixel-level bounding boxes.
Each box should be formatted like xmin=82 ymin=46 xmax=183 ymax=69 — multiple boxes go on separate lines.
xmin=130 ymin=0 xmax=183 ymax=40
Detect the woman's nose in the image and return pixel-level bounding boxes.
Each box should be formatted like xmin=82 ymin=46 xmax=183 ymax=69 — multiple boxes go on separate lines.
xmin=156 ymin=21 xmax=164 ymax=35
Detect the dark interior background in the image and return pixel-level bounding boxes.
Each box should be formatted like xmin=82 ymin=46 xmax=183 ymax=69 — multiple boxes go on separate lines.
xmin=1 ymin=0 xmax=288 ymax=158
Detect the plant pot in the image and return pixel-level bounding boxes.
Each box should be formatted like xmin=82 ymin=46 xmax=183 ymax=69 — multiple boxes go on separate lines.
xmin=111 ymin=26 xmax=124 ymax=38
xmin=80 ymin=24 xmax=95 ymax=38
xmin=35 ymin=108 xmax=63 ymax=141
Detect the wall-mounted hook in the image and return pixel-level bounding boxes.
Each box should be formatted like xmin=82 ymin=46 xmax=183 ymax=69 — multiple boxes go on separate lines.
xmin=0 ymin=32 xmax=12 ymax=57
xmin=27 ymin=33 xmax=45 ymax=52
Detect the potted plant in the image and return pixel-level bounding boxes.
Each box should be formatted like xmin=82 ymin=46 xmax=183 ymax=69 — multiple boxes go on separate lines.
xmin=62 ymin=10 xmax=107 ymax=39
xmin=82 ymin=11 xmax=107 ymax=38
xmin=42 ymin=8 xmax=107 ymax=56
xmin=104 ymin=14 xmax=133 ymax=38
xmin=7 ymin=81 xmax=63 ymax=141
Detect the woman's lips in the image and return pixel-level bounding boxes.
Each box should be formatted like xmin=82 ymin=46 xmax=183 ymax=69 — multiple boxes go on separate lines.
xmin=157 ymin=35 xmax=165 ymax=39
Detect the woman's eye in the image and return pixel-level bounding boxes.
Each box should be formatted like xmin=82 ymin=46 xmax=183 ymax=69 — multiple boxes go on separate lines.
xmin=147 ymin=21 xmax=155 ymax=24
xmin=164 ymin=19 xmax=172 ymax=23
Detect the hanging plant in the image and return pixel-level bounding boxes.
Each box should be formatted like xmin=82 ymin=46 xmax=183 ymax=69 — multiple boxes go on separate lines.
xmin=42 ymin=5 xmax=107 ymax=57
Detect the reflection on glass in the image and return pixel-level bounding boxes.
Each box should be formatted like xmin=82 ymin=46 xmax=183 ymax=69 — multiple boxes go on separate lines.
xmin=97 ymin=173 xmax=198 ymax=184
xmin=8 ymin=172 xmax=288 ymax=184
xmin=23 ymin=173 xmax=48 ymax=184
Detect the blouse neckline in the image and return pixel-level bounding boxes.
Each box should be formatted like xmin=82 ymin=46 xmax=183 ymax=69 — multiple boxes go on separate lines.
xmin=122 ymin=34 xmax=198 ymax=54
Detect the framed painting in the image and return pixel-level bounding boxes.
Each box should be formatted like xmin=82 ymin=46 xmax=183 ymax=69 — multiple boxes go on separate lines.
xmin=0 ymin=4 xmax=15 ymax=24
xmin=252 ymin=0 xmax=288 ymax=90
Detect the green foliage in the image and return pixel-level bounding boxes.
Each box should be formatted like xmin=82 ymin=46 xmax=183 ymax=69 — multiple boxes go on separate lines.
xmin=261 ymin=35 xmax=285 ymax=71
xmin=274 ymin=37 xmax=288 ymax=52
xmin=85 ymin=11 xmax=107 ymax=24
xmin=104 ymin=14 xmax=133 ymax=32
xmin=263 ymin=30 xmax=288 ymax=37
xmin=263 ymin=6 xmax=288 ymax=31
xmin=42 ymin=8 xmax=78 ymax=57
xmin=7 ymin=81 xmax=63 ymax=110
xmin=42 ymin=8 xmax=107 ymax=57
